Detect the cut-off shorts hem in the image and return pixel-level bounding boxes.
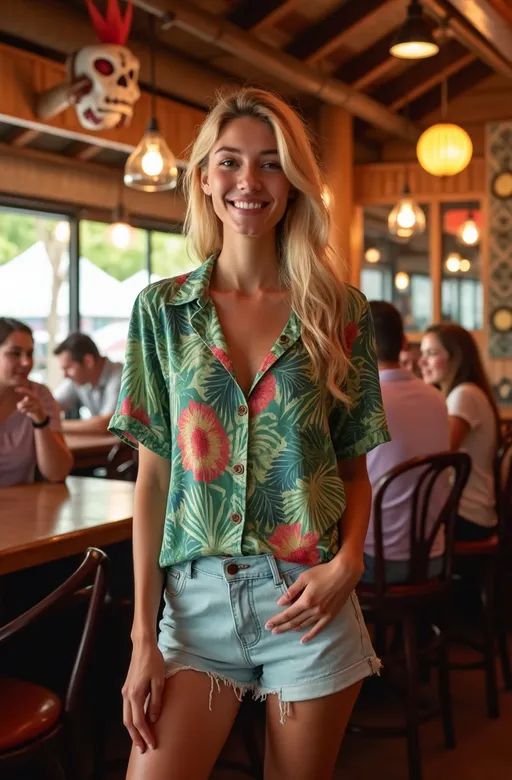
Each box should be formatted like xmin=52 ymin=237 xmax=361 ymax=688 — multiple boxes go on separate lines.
xmin=162 ymin=653 xmax=381 ymax=724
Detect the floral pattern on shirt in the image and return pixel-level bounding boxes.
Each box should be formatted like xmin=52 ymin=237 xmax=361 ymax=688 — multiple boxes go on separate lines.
xmin=109 ymin=256 xmax=390 ymax=567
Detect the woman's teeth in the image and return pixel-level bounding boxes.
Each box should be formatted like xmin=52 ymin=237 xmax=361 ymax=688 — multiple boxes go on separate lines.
xmin=230 ymin=201 xmax=265 ymax=210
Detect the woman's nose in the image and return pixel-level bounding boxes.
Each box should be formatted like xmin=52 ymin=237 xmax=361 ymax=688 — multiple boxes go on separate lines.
xmin=237 ymin=165 xmax=261 ymax=192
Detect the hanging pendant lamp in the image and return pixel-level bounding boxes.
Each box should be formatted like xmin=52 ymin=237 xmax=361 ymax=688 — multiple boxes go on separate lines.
xmin=388 ymin=169 xmax=426 ymax=240
xmin=390 ymin=0 xmax=439 ymax=60
xmin=457 ymin=210 xmax=480 ymax=245
xmin=109 ymin=178 xmax=135 ymax=249
xmin=417 ymin=67 xmax=472 ymax=176
xmin=124 ymin=15 xmax=178 ymax=192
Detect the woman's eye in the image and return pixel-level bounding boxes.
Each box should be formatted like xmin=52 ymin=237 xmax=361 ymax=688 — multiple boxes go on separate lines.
xmin=220 ymin=159 xmax=237 ymax=168
xmin=262 ymin=161 xmax=281 ymax=169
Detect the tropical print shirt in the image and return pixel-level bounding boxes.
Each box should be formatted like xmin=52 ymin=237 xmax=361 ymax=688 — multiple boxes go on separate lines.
xmin=108 ymin=256 xmax=390 ymax=568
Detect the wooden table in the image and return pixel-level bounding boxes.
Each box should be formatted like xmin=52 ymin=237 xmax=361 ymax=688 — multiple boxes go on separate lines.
xmin=0 ymin=477 xmax=134 ymax=575
xmin=64 ymin=433 xmax=127 ymax=470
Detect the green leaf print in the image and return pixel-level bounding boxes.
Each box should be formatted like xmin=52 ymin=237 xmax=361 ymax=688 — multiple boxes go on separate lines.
xmin=248 ymin=412 xmax=287 ymax=484
xmin=282 ymin=462 xmax=345 ymax=535
xmin=179 ymin=483 xmax=240 ymax=554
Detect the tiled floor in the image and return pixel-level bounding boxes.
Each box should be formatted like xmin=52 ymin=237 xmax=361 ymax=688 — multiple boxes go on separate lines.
xmin=104 ymin=649 xmax=512 ymax=780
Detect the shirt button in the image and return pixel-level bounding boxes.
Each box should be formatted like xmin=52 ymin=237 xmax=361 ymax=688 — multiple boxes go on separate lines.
xmin=279 ymin=335 xmax=289 ymax=345
xmin=227 ymin=563 xmax=239 ymax=575
xmin=233 ymin=464 xmax=245 ymax=475
xmin=231 ymin=512 xmax=242 ymax=524
xmin=238 ymin=404 xmax=248 ymax=416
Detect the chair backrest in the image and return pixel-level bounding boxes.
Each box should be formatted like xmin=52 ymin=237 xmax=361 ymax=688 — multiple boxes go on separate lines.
xmin=371 ymin=451 xmax=471 ymax=596
xmin=495 ymin=428 xmax=512 ymax=538
xmin=0 ymin=547 xmax=108 ymax=717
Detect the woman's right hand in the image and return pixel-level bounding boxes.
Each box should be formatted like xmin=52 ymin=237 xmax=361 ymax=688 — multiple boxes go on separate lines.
xmin=122 ymin=639 xmax=166 ymax=753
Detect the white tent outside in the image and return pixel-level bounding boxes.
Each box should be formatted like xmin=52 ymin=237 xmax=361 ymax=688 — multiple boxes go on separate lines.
xmin=0 ymin=241 xmax=129 ymax=319
xmin=120 ymin=270 xmax=162 ymax=311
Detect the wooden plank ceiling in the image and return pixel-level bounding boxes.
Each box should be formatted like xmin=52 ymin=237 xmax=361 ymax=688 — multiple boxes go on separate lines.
xmin=2 ymin=0 xmax=512 ymax=164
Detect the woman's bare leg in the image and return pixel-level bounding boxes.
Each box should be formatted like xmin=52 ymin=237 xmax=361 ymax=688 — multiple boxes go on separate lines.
xmin=126 ymin=670 xmax=241 ymax=780
xmin=264 ymin=681 xmax=362 ymax=780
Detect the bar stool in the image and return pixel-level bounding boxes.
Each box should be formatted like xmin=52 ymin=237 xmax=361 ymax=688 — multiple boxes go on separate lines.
xmin=0 ymin=548 xmax=108 ymax=780
xmin=351 ymin=451 xmax=471 ymax=780
xmin=451 ymin=428 xmax=512 ymax=717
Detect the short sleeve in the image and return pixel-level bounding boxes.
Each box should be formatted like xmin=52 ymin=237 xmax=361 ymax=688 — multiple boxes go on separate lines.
xmin=108 ymin=291 xmax=171 ymax=458
xmin=53 ymin=379 xmax=79 ymax=412
xmin=446 ymin=385 xmax=481 ymax=429
xmin=329 ymin=289 xmax=391 ymax=460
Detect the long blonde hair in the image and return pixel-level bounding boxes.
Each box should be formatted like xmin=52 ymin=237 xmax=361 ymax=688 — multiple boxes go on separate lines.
xmin=184 ymin=87 xmax=351 ymax=405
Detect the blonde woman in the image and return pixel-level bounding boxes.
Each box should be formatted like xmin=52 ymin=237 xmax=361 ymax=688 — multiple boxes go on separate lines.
xmin=110 ymin=88 xmax=390 ymax=780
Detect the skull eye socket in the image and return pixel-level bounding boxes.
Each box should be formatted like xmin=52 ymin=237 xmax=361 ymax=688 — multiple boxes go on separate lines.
xmin=94 ymin=58 xmax=114 ymax=76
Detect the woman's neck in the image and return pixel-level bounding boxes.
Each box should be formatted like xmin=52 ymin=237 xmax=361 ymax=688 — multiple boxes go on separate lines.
xmin=213 ymin=230 xmax=283 ymax=295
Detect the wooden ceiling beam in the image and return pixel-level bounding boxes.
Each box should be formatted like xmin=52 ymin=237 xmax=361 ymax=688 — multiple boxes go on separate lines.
xmin=287 ymin=0 xmax=385 ymax=64
xmin=10 ymin=127 xmax=41 ymax=147
xmin=228 ymin=0 xmax=301 ymax=32
xmin=134 ymin=0 xmax=420 ymax=141
xmin=375 ymin=40 xmax=474 ymax=108
xmin=65 ymin=142 xmax=104 ymax=161
xmin=409 ymin=59 xmax=494 ymax=119
xmin=389 ymin=53 xmax=474 ymax=111
xmin=442 ymin=0 xmax=512 ymax=64
xmin=336 ymin=32 xmax=401 ymax=90
xmin=423 ymin=0 xmax=512 ymax=79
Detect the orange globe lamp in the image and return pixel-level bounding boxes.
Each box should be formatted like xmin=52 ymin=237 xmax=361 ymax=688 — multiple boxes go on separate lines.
xmin=416 ymin=123 xmax=473 ymax=177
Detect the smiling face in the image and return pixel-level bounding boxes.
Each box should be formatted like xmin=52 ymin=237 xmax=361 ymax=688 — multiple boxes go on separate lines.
xmin=419 ymin=332 xmax=451 ymax=386
xmin=0 ymin=331 xmax=34 ymax=387
xmin=200 ymin=116 xmax=292 ymax=240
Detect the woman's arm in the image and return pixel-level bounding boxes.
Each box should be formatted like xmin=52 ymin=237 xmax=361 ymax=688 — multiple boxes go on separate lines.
xmin=122 ymin=443 xmax=170 ymax=753
xmin=34 ymin=428 xmax=74 ymax=481
xmin=448 ymin=415 xmax=471 ymax=451
xmin=131 ymin=443 xmax=170 ymax=644
xmin=334 ymin=453 xmax=371 ymax=568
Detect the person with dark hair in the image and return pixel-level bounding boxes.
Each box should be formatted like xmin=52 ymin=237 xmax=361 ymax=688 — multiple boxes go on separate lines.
xmin=53 ymin=332 xmax=123 ymax=434
xmin=399 ymin=341 xmax=422 ymax=377
xmin=0 ymin=317 xmax=73 ymax=486
xmin=420 ymin=323 xmax=499 ymax=541
xmin=362 ymin=302 xmax=450 ymax=583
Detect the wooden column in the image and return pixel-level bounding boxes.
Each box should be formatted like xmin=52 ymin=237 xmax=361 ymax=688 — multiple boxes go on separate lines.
xmin=318 ymin=105 xmax=356 ymax=284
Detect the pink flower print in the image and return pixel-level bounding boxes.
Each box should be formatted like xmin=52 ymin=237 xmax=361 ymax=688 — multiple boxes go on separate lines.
xmin=259 ymin=352 xmax=278 ymax=374
xmin=175 ymin=273 xmax=190 ymax=286
xmin=249 ymin=372 xmax=276 ymax=415
xmin=344 ymin=322 xmax=358 ymax=357
xmin=120 ymin=397 xmax=151 ymax=426
xmin=211 ymin=346 xmax=233 ymax=373
xmin=268 ymin=523 xmax=320 ymax=565
xmin=177 ymin=401 xmax=230 ymax=482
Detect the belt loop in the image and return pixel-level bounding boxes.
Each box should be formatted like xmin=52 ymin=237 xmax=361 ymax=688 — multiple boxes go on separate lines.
xmin=184 ymin=560 xmax=194 ymax=579
xmin=266 ymin=555 xmax=283 ymax=587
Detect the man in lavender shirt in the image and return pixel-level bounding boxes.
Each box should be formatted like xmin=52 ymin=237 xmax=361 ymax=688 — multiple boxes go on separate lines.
xmin=362 ymin=302 xmax=450 ymax=584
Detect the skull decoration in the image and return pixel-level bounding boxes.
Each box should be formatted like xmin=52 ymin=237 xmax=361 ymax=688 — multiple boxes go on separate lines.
xmin=69 ymin=44 xmax=140 ymax=130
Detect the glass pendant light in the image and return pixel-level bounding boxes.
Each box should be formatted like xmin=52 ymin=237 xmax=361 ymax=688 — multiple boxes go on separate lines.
xmin=388 ymin=170 xmax=426 ymax=240
xmin=365 ymin=247 xmax=381 ymax=264
xmin=124 ymin=15 xmax=178 ymax=192
xmin=390 ymin=0 xmax=439 ymax=60
xmin=457 ymin=211 xmax=480 ymax=246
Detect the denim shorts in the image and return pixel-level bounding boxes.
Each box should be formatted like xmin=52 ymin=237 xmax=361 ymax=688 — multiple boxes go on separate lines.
xmin=157 ymin=554 xmax=380 ymax=715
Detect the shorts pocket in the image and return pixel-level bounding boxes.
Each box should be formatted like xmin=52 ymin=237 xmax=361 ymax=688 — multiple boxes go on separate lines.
xmin=165 ymin=566 xmax=188 ymax=598
xmin=279 ymin=564 xmax=310 ymax=595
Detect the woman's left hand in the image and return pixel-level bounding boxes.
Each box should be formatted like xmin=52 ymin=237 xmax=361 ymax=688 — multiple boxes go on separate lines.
xmin=15 ymin=386 xmax=47 ymax=425
xmin=266 ymin=552 xmax=364 ymax=644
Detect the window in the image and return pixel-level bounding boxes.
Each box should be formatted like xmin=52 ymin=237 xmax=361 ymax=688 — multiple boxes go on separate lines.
xmin=361 ymin=204 xmax=431 ymax=332
xmin=151 ymin=231 xmax=198 ymax=278
xmin=441 ymin=202 xmax=483 ymax=330
xmin=0 ymin=207 xmax=70 ymax=388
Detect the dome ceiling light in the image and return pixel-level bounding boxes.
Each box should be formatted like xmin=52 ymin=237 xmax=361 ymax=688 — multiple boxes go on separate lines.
xmin=390 ymin=0 xmax=439 ymax=60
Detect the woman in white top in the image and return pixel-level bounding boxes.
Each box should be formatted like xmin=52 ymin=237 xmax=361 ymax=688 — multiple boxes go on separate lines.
xmin=419 ymin=323 xmax=500 ymax=541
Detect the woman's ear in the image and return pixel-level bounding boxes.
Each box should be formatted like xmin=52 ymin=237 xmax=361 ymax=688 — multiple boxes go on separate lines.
xmin=200 ymin=170 xmax=211 ymax=196
xmin=288 ymin=187 xmax=297 ymax=201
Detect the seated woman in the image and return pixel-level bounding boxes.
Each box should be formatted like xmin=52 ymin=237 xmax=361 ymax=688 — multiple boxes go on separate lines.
xmin=0 ymin=318 xmax=73 ymax=487
xmin=420 ymin=323 xmax=500 ymax=541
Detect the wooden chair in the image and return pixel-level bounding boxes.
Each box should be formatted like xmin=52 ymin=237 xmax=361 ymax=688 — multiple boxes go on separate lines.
xmin=0 ymin=548 xmax=109 ymax=780
xmin=352 ymin=451 xmax=471 ymax=780
xmin=451 ymin=428 xmax=512 ymax=718
xmin=105 ymin=441 xmax=138 ymax=481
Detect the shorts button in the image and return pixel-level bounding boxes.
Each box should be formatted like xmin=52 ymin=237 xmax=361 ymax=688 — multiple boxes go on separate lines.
xmin=279 ymin=335 xmax=289 ymax=345
xmin=233 ymin=463 xmax=245 ymax=475
xmin=227 ymin=563 xmax=239 ymax=576
xmin=231 ymin=512 xmax=242 ymax=524
xmin=238 ymin=404 xmax=248 ymax=416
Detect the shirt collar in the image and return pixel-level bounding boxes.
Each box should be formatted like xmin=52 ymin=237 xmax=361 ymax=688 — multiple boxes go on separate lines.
xmin=167 ymin=256 xmax=216 ymax=306
xmin=379 ymin=367 xmax=415 ymax=382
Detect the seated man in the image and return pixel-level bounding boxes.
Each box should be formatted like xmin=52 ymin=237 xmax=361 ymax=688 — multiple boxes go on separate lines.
xmin=363 ymin=302 xmax=450 ymax=584
xmin=53 ymin=333 xmax=122 ymax=435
